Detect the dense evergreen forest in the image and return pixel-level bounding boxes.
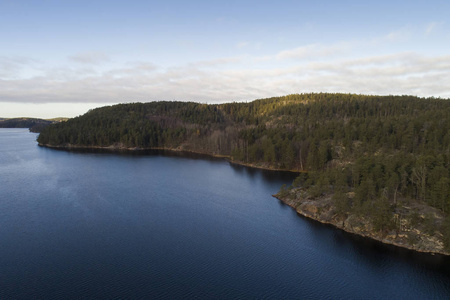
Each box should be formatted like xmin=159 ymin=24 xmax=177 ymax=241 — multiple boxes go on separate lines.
xmin=0 ymin=118 xmax=57 ymax=132
xmin=38 ymin=93 xmax=450 ymax=250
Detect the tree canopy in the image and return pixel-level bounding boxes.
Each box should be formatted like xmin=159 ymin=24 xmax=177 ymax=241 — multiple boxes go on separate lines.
xmin=38 ymin=93 xmax=450 ymax=220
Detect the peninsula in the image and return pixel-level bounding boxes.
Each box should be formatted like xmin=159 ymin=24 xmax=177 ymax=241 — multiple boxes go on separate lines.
xmin=37 ymin=93 xmax=450 ymax=255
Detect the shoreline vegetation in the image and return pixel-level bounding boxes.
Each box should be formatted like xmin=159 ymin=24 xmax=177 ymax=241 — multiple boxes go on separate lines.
xmin=36 ymin=93 xmax=450 ymax=256
xmin=37 ymin=143 xmax=302 ymax=173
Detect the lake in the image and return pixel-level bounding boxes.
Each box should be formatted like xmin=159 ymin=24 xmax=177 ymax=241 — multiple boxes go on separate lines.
xmin=0 ymin=128 xmax=449 ymax=299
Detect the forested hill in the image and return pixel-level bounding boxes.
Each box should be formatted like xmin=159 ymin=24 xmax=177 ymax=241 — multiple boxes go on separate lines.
xmin=0 ymin=117 xmax=67 ymax=132
xmin=38 ymin=93 xmax=449 ymax=170
xmin=37 ymin=93 xmax=450 ymax=171
xmin=38 ymin=93 xmax=450 ymax=252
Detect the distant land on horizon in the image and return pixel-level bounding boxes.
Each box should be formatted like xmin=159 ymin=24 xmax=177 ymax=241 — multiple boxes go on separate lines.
xmin=0 ymin=117 xmax=68 ymax=133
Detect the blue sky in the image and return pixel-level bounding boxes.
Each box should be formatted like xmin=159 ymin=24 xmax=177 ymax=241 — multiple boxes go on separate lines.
xmin=1 ymin=0 xmax=449 ymax=118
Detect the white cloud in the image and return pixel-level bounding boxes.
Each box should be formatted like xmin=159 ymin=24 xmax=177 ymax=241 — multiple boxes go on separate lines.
xmin=1 ymin=28 xmax=450 ymax=108
xmin=275 ymin=42 xmax=350 ymax=60
xmin=425 ymin=21 xmax=444 ymax=36
xmin=236 ymin=41 xmax=250 ymax=49
xmin=236 ymin=41 xmax=262 ymax=51
xmin=69 ymin=52 xmax=110 ymax=65
xmin=253 ymin=55 xmax=272 ymax=62
xmin=2 ymin=50 xmax=449 ymax=106
xmin=276 ymin=44 xmax=317 ymax=60
xmin=385 ymin=27 xmax=411 ymax=42
xmin=0 ymin=56 xmax=38 ymax=78
xmin=105 ymin=62 xmax=158 ymax=78
xmin=190 ymin=56 xmax=243 ymax=68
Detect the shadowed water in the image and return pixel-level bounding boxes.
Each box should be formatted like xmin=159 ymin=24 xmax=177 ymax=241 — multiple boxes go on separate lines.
xmin=0 ymin=129 xmax=449 ymax=299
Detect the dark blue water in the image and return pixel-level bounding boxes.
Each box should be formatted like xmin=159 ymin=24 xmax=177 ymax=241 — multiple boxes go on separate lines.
xmin=0 ymin=129 xmax=449 ymax=299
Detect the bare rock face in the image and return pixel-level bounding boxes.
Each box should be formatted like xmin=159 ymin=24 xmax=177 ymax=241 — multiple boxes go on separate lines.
xmin=274 ymin=188 xmax=449 ymax=256
xmin=299 ymin=201 xmax=319 ymax=217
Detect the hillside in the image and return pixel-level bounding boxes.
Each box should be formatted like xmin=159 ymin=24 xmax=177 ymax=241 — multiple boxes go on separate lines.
xmin=0 ymin=117 xmax=67 ymax=132
xmin=37 ymin=93 xmax=450 ymax=254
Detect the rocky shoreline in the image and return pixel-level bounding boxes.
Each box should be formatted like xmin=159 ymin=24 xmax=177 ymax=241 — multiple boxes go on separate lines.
xmin=274 ymin=188 xmax=449 ymax=256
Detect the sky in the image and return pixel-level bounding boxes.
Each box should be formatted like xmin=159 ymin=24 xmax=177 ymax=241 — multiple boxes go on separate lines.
xmin=1 ymin=0 xmax=449 ymax=118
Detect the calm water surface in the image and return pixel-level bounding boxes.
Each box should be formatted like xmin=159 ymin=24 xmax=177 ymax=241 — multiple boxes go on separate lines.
xmin=0 ymin=129 xmax=449 ymax=299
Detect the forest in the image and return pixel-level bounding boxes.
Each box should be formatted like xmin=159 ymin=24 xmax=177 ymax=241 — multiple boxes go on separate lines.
xmin=0 ymin=117 xmax=57 ymax=132
xmin=37 ymin=93 xmax=450 ymax=250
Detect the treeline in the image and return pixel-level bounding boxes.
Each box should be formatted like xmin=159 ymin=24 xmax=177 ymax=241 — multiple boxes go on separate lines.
xmin=0 ymin=118 xmax=55 ymax=132
xmin=291 ymin=152 xmax=449 ymax=219
xmin=37 ymin=93 xmax=450 ymax=216
xmin=37 ymin=102 xmax=228 ymax=151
